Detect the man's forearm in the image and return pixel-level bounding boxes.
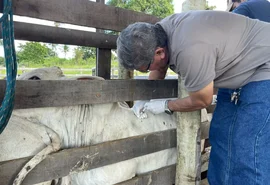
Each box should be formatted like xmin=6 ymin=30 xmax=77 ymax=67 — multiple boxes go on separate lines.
xmin=148 ymin=66 xmax=168 ymax=80
xmin=149 ymin=71 xmax=166 ymax=80
xmin=168 ymin=96 xmax=209 ymax=112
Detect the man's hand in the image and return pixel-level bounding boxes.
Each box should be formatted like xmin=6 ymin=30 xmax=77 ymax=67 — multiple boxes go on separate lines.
xmin=132 ymin=100 xmax=149 ymax=119
xmin=143 ymin=99 xmax=167 ymax=115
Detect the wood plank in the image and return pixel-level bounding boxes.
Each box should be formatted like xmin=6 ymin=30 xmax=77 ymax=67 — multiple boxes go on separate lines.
xmin=0 ymin=22 xmax=117 ymax=49
xmin=0 ymin=129 xmax=176 ymax=185
xmin=201 ymin=121 xmax=210 ymax=140
xmin=117 ymin=167 xmax=209 ymax=185
xmin=176 ymin=77 xmax=201 ymax=185
xmin=95 ymin=0 xmax=112 ymax=79
xmin=0 ymin=79 xmax=178 ymax=109
xmin=96 ymin=48 xmax=112 ymax=79
xmin=206 ymin=105 xmax=216 ymax=113
xmin=0 ymin=0 xmax=161 ymax=31
xmin=116 ymin=152 xmax=210 ymax=185
xmin=116 ymin=165 xmax=176 ymax=185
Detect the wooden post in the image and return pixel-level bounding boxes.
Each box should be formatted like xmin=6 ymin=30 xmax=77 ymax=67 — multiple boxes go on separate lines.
xmin=175 ymin=2 xmax=206 ymax=184
xmin=116 ymin=3 xmax=134 ymax=80
xmin=96 ymin=48 xmax=111 ymax=79
xmin=117 ymin=21 xmax=134 ymax=106
xmin=176 ymin=77 xmax=201 ymax=185
xmin=118 ymin=65 xmax=134 ymax=79
xmin=96 ymin=0 xmax=111 ymax=79
xmin=118 ymin=65 xmax=134 ymax=107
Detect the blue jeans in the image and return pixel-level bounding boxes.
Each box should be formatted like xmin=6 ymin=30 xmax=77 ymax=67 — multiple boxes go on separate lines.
xmin=208 ymin=80 xmax=270 ymax=185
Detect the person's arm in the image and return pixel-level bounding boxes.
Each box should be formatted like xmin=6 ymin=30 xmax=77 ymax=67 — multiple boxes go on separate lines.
xmin=167 ymin=81 xmax=214 ymax=112
xmin=131 ymin=66 xmax=168 ymax=118
xmin=142 ymin=43 xmax=216 ymax=115
xmin=233 ymin=4 xmax=253 ymax=18
xmin=148 ymin=66 xmax=168 ymax=80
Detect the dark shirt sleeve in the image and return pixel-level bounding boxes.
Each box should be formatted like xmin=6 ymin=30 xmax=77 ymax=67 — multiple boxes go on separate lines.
xmin=233 ymin=4 xmax=254 ymax=19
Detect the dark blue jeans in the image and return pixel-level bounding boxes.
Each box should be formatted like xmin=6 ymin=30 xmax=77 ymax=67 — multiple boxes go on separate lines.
xmin=208 ymin=80 xmax=270 ymax=185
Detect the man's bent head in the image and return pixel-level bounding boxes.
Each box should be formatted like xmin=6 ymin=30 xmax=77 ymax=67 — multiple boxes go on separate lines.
xmin=117 ymin=22 xmax=168 ymax=72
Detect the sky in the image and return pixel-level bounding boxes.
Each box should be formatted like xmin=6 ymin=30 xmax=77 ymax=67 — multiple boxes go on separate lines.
xmin=173 ymin=0 xmax=227 ymax=13
xmin=0 ymin=0 xmax=228 ymax=59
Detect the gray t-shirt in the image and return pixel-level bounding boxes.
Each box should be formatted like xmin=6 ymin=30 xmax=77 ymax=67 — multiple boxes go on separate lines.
xmin=158 ymin=10 xmax=270 ymax=91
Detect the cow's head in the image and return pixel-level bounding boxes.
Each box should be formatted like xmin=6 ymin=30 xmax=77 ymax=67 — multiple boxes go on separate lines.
xmin=17 ymin=67 xmax=64 ymax=80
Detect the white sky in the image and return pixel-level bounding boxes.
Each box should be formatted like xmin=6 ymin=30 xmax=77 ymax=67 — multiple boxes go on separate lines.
xmin=173 ymin=0 xmax=228 ymax=13
xmin=0 ymin=0 xmax=228 ymax=59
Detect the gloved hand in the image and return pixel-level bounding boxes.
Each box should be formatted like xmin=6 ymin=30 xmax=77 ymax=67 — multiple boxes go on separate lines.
xmin=143 ymin=99 xmax=167 ymax=115
xmin=132 ymin=100 xmax=149 ymax=119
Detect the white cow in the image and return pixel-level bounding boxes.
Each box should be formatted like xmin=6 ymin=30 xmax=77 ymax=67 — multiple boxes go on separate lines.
xmin=0 ymin=67 xmax=178 ymax=185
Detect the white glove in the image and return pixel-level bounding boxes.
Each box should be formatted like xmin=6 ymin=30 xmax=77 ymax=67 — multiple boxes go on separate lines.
xmin=143 ymin=99 xmax=167 ymax=115
xmin=132 ymin=100 xmax=149 ymax=119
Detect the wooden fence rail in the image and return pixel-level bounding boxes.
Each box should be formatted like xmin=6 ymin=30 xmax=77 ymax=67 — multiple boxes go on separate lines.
xmin=0 ymin=127 xmax=210 ymax=185
xmin=0 ymin=129 xmax=176 ymax=185
xmin=0 ymin=22 xmax=118 ymax=49
xmin=0 ymin=0 xmax=161 ymax=31
xmin=117 ymin=151 xmax=211 ymax=185
xmin=0 ymin=80 xmax=178 ymax=109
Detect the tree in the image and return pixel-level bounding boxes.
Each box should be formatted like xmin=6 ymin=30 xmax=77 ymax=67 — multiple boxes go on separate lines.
xmin=62 ymin=45 xmax=69 ymax=58
xmin=107 ymin=0 xmax=174 ymax=18
xmin=73 ymin=47 xmax=84 ymax=65
xmin=77 ymin=46 xmax=96 ymax=60
xmin=205 ymin=1 xmax=216 ymax=10
xmin=47 ymin=43 xmax=58 ymax=57
xmin=17 ymin=42 xmax=54 ymax=65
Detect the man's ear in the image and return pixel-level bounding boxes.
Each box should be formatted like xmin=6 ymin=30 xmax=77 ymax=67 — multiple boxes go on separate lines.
xmin=155 ymin=47 xmax=166 ymax=59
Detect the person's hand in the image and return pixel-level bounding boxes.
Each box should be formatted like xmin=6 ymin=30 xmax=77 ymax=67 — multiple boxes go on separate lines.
xmin=132 ymin=100 xmax=149 ymax=119
xmin=143 ymin=99 xmax=167 ymax=115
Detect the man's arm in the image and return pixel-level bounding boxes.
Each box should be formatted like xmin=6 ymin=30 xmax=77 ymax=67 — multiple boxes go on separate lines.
xmin=233 ymin=4 xmax=252 ymax=17
xmin=167 ymin=81 xmax=214 ymax=112
xmin=148 ymin=66 xmax=168 ymax=80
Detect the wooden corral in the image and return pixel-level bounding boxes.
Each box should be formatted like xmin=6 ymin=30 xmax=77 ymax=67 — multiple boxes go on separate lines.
xmin=0 ymin=0 xmax=214 ymax=184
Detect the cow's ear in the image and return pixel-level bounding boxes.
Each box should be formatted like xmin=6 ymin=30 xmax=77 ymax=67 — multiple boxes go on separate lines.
xmin=29 ymin=76 xmax=41 ymax=80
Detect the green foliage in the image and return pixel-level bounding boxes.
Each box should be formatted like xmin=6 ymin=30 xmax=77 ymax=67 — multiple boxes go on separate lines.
xmin=0 ymin=56 xmax=4 ymax=66
xmin=77 ymin=46 xmax=96 ymax=60
xmin=62 ymin=45 xmax=69 ymax=58
xmin=46 ymin=43 xmax=58 ymax=57
xmin=205 ymin=1 xmax=216 ymax=10
xmin=43 ymin=57 xmax=67 ymax=67
xmin=17 ymin=42 xmax=55 ymax=66
xmin=107 ymin=0 xmax=174 ymax=18
xmin=73 ymin=47 xmax=84 ymax=65
xmin=15 ymin=41 xmax=98 ymax=69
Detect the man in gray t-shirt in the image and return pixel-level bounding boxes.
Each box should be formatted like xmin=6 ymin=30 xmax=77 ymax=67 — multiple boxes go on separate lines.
xmin=117 ymin=10 xmax=270 ymax=185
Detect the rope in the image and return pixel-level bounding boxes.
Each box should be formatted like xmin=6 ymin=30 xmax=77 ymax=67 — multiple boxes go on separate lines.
xmin=0 ymin=0 xmax=17 ymax=134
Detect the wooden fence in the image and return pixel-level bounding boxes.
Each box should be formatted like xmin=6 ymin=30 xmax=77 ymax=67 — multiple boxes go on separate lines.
xmin=0 ymin=67 xmax=178 ymax=79
xmin=0 ymin=0 xmax=213 ymax=184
